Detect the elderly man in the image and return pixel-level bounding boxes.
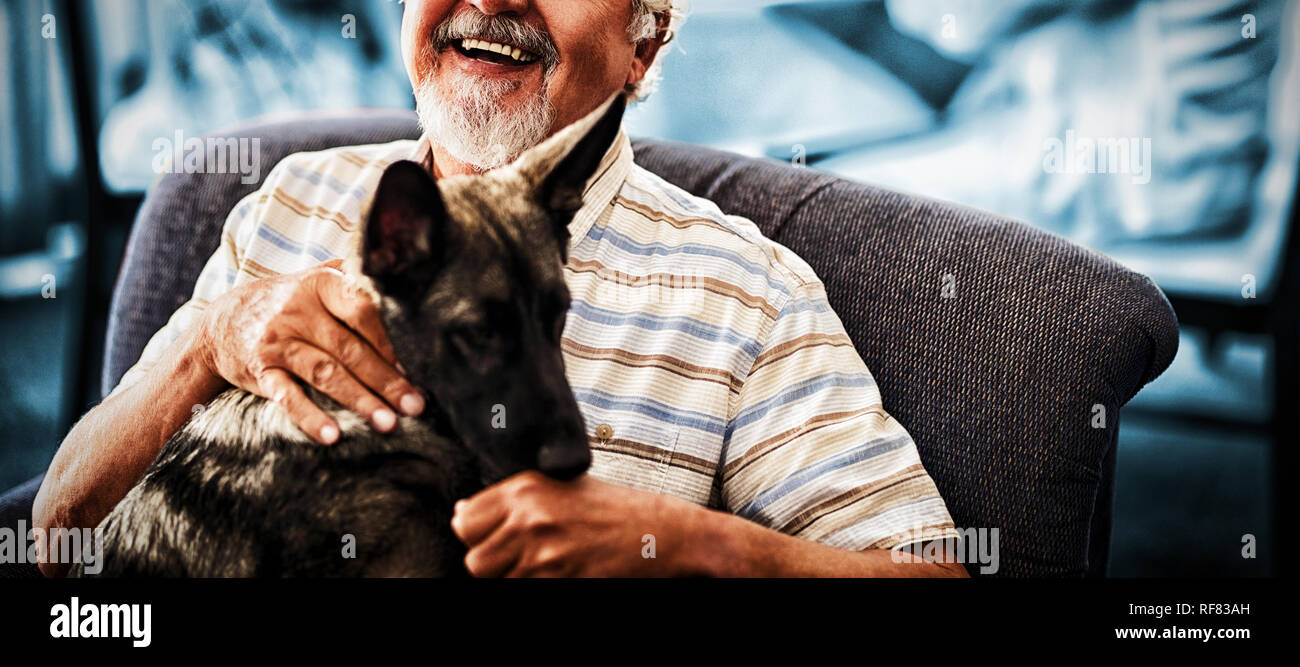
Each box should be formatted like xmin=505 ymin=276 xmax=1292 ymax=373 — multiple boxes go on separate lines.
xmin=33 ymin=0 xmax=963 ymax=577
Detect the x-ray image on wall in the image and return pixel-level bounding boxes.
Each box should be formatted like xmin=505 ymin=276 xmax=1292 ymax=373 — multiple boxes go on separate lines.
xmin=90 ymin=0 xmax=412 ymax=193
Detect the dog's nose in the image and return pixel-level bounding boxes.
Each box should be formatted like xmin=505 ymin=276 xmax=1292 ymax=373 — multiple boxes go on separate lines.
xmin=537 ymin=442 xmax=591 ymax=480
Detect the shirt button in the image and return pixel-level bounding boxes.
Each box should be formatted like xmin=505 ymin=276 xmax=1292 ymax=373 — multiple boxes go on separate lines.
xmin=595 ymin=423 xmax=614 ymax=440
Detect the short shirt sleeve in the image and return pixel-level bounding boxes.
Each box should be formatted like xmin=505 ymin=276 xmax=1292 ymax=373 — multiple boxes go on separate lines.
xmin=721 ymin=271 xmax=958 ymax=551
xmin=104 ymin=175 xmax=272 ymax=399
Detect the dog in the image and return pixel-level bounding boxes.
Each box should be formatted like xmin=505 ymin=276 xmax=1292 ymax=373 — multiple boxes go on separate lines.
xmin=75 ymin=95 xmax=628 ymax=577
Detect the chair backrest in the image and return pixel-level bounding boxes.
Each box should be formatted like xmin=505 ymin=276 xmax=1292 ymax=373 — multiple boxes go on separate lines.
xmin=105 ymin=110 xmax=1179 ymax=577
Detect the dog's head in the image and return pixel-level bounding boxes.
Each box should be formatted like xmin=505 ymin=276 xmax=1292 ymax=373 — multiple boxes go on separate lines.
xmin=358 ymin=94 xmax=627 ymax=483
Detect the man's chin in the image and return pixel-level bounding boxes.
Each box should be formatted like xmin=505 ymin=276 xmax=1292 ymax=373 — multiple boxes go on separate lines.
xmin=415 ymin=74 xmax=556 ymax=172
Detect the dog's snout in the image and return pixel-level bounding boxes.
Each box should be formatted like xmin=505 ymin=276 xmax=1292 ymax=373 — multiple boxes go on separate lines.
xmin=537 ymin=441 xmax=591 ymax=480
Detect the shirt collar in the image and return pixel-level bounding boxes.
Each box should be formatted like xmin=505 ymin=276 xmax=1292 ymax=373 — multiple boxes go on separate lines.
xmin=408 ymin=135 xmax=434 ymax=171
xmin=567 ymin=129 xmax=632 ymax=249
xmin=407 ymin=130 xmax=632 ymax=254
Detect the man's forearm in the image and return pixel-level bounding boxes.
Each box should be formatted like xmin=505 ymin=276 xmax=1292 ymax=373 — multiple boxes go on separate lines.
xmin=32 ymin=327 xmax=224 ymax=576
xmin=451 ymin=471 xmax=968 ymax=577
xmin=686 ymin=504 xmax=969 ymax=578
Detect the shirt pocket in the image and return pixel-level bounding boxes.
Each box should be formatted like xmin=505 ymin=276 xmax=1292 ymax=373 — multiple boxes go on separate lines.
xmin=584 ymin=412 xmax=680 ymax=496
xmin=659 ymin=426 xmax=724 ymax=507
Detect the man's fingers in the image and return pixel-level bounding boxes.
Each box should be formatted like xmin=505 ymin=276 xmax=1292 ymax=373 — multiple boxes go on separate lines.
xmin=451 ymin=491 xmax=510 ymax=548
xmin=304 ymin=264 xmax=422 ymax=417
xmin=315 ymin=319 xmax=424 ymax=418
xmin=279 ymin=340 xmax=397 ymax=432
xmin=256 ymin=368 xmax=340 ymax=445
xmin=453 ymin=488 xmax=519 ymax=577
xmin=312 ymin=268 xmax=400 ymax=368
xmin=461 ymin=524 xmax=524 ymax=578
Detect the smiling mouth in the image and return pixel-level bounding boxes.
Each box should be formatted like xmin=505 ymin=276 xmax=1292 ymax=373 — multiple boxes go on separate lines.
xmin=452 ymin=38 xmax=541 ymax=66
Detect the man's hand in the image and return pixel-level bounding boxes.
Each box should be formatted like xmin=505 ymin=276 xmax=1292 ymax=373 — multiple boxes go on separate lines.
xmin=197 ymin=260 xmax=425 ymax=444
xmin=451 ymin=472 xmax=710 ymax=577
xmin=452 ymin=471 xmax=970 ymax=578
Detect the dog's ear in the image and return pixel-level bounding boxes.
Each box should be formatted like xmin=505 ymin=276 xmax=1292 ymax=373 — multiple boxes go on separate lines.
xmin=363 ymin=160 xmax=446 ymax=300
xmin=519 ymin=93 xmax=626 ymax=259
xmin=538 ymin=94 xmax=626 ymax=216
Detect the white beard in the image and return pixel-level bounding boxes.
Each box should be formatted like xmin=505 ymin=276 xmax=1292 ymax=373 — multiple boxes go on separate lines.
xmin=415 ymin=72 xmax=556 ymax=172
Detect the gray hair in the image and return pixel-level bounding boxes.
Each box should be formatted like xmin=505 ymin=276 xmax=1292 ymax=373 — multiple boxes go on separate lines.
xmin=626 ymin=0 xmax=688 ymax=101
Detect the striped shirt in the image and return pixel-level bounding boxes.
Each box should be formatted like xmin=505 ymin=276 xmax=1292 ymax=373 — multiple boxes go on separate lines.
xmin=112 ymin=129 xmax=958 ymax=552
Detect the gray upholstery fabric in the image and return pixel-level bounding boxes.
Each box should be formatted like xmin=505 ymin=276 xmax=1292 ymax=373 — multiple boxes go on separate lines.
xmin=103 ymin=110 xmax=1178 ymax=577
xmin=0 ymin=474 xmax=43 ymax=578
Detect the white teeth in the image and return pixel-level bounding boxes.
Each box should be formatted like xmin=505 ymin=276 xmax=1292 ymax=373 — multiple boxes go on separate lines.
xmin=460 ymin=38 xmax=535 ymax=64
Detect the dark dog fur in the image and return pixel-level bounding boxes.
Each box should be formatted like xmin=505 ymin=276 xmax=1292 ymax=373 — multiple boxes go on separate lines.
xmin=76 ymin=96 xmax=627 ymax=577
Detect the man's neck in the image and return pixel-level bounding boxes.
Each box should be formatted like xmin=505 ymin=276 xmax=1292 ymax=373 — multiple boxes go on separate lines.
xmin=428 ymin=143 xmax=487 ymax=178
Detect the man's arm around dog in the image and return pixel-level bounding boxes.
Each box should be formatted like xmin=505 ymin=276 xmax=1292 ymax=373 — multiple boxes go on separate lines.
xmin=33 ymin=261 xmax=424 ymax=577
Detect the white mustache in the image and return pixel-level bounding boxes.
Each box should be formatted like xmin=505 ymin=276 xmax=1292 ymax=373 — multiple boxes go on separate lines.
xmin=430 ymin=9 xmax=560 ymax=73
